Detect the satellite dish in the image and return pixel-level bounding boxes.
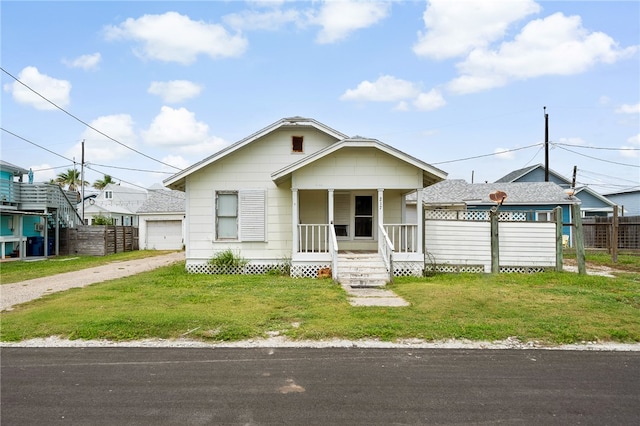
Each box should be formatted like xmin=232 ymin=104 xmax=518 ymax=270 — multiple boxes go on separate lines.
xmin=489 ymin=190 xmax=507 ymax=205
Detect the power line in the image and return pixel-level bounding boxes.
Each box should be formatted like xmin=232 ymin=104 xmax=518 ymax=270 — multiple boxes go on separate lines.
xmin=553 ymin=144 xmax=640 ymax=168
xmin=1 ymin=66 xmax=181 ymax=171
xmin=1 ymin=127 xmax=75 ymax=163
xmin=89 ymin=163 xmax=174 ymax=174
xmin=553 ymin=142 xmax=640 ymax=151
xmin=431 ymin=143 xmax=542 ymax=165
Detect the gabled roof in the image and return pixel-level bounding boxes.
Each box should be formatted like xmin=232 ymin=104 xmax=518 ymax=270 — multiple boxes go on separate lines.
xmin=164 ymin=117 xmax=348 ymax=190
xmin=137 ymin=189 xmax=185 ymax=214
xmin=271 ymin=136 xmax=447 ymax=186
xmin=421 ymin=179 xmax=578 ymax=206
xmin=495 ymin=163 xmax=616 ymax=208
xmin=0 ymin=160 xmax=29 ymax=176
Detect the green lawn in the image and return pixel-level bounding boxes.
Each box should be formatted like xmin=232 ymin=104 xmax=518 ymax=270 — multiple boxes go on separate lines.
xmin=1 ymin=258 xmax=638 ymax=345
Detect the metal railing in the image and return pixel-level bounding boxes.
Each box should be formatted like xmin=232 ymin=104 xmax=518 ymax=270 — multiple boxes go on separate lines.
xmin=378 ymin=223 xmax=394 ymax=283
xmin=384 ymin=223 xmax=418 ymax=253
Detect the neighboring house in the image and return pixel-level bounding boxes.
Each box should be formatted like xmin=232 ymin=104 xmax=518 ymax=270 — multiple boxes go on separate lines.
xmin=604 ymin=189 xmax=640 ymax=216
xmin=137 ymin=187 xmax=185 ymax=250
xmin=80 ymin=183 xmax=147 ymax=226
xmin=165 ymin=116 xmax=447 ymax=280
xmin=419 ymin=179 xmax=579 ymax=242
xmin=0 ymin=160 xmax=80 ymax=259
xmin=495 ymin=164 xmax=616 ymax=217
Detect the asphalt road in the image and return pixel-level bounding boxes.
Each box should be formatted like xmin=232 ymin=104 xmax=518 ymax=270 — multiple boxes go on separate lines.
xmin=2 ymin=348 xmax=638 ymax=425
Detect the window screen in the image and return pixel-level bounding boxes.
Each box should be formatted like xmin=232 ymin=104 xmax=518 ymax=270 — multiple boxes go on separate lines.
xmin=217 ymin=192 xmax=238 ymax=239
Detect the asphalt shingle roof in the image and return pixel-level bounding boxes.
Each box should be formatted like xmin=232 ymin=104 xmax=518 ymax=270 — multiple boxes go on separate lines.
xmin=422 ymin=179 xmax=577 ymax=205
xmin=137 ymin=189 xmax=185 ymax=213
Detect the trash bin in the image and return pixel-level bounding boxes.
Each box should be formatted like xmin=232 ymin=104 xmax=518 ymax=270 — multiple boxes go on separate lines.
xmin=27 ymin=236 xmax=44 ymax=256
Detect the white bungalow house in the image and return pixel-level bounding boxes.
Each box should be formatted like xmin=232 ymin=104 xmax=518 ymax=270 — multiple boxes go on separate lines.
xmin=164 ymin=116 xmax=447 ymax=284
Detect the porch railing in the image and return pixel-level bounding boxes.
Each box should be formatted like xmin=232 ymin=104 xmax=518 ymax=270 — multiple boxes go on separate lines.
xmin=378 ymin=223 xmax=394 ymax=283
xmin=384 ymin=224 xmax=418 ymax=253
xmin=298 ymin=224 xmax=330 ymax=253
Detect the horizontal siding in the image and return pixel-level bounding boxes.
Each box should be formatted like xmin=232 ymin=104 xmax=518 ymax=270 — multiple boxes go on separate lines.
xmin=425 ymin=219 xmax=557 ymax=269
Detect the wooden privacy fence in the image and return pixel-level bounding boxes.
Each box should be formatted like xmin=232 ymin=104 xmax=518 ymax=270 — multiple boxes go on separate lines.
xmin=60 ymin=226 xmax=139 ymax=256
xmin=583 ymin=215 xmax=639 ymax=251
xmin=424 ymin=209 xmax=562 ymax=273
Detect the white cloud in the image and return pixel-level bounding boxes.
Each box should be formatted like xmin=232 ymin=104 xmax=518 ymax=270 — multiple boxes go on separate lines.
xmin=68 ymin=114 xmax=137 ymax=163
xmin=141 ymin=107 xmax=225 ymax=155
xmin=620 ymin=134 xmax=640 ymax=159
xmin=341 ymin=75 xmax=420 ymax=102
xmin=148 ymin=80 xmax=203 ymax=103
xmin=63 ymin=52 xmax=101 ymax=70
xmin=413 ymin=89 xmax=446 ymax=111
xmin=224 ymin=7 xmax=301 ymax=31
xmin=628 ymin=134 xmax=640 ymax=145
xmin=3 ymin=66 xmax=71 ymax=110
xmin=448 ymin=12 xmax=639 ymax=94
xmin=312 ymin=0 xmax=390 ymax=44
xmin=413 ymin=0 xmax=540 ymax=60
xmin=104 ymin=11 xmax=248 ymax=64
xmin=494 ymin=147 xmax=516 ymax=160
xmin=616 ymin=103 xmax=640 ymax=114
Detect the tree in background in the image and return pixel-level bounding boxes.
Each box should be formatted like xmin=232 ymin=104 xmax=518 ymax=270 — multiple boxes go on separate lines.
xmin=55 ymin=169 xmax=87 ymax=191
xmin=92 ymin=174 xmax=116 ymax=190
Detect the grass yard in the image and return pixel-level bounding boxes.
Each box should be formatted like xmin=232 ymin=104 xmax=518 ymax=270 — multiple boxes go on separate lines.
xmin=1 ymin=258 xmax=638 ymax=345
xmin=0 ymin=250 xmax=177 ymax=284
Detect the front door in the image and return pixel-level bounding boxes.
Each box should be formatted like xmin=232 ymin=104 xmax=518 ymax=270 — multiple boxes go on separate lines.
xmin=354 ymin=195 xmax=373 ymax=238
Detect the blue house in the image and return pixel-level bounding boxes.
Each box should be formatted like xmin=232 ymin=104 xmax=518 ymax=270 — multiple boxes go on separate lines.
xmin=0 ymin=160 xmax=81 ymax=259
xmin=421 ymin=179 xmax=579 ymax=245
xmin=495 ymin=164 xmax=616 ymax=217
xmin=604 ymin=189 xmax=640 ymax=216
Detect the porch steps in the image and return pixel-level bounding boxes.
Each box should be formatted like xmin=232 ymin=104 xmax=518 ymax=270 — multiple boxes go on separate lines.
xmin=337 ymin=252 xmax=389 ymax=287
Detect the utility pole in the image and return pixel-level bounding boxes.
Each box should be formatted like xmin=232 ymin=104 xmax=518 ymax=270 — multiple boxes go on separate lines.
xmin=571 ymin=165 xmax=577 ymax=190
xmin=81 ymin=139 xmax=85 ymax=224
xmin=544 ymin=106 xmax=549 ymax=182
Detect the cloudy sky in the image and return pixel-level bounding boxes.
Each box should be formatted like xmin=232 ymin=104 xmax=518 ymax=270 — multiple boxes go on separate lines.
xmin=1 ymin=0 xmax=638 ymax=195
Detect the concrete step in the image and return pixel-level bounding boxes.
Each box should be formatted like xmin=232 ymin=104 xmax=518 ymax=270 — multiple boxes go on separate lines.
xmin=337 ymin=252 xmax=389 ymax=287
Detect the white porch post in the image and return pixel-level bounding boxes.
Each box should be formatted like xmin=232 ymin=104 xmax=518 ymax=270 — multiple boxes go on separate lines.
xmin=292 ymin=188 xmax=299 ymax=254
xmin=328 ymin=189 xmax=334 ymax=225
xmin=377 ymin=188 xmax=384 ymax=229
xmin=416 ymin=188 xmax=423 ymax=254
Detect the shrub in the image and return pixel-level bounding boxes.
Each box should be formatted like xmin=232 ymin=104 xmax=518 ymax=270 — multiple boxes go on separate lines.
xmin=208 ymin=249 xmax=248 ymax=273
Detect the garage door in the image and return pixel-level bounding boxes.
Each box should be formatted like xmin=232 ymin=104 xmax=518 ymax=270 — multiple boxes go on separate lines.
xmin=146 ymin=220 xmax=183 ymax=250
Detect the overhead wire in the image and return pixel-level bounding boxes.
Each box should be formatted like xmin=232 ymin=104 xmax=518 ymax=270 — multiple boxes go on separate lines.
xmin=431 ymin=143 xmax=542 ymax=165
xmin=552 ymin=144 xmax=640 ymax=168
xmin=1 ymin=66 xmax=181 ymax=171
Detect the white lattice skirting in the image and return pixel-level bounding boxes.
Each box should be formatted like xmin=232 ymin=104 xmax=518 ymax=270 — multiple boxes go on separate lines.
xmin=185 ymin=261 xmax=549 ymax=277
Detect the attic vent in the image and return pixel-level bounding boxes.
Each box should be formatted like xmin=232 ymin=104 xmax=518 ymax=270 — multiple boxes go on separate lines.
xmin=292 ymin=136 xmax=303 ymax=153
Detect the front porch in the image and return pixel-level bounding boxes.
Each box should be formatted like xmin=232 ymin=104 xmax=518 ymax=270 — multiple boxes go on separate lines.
xmin=289 ymin=188 xmax=426 ymax=282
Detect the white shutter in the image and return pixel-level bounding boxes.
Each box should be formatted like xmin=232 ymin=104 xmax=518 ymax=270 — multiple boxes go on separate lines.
xmin=239 ymin=189 xmax=266 ymax=241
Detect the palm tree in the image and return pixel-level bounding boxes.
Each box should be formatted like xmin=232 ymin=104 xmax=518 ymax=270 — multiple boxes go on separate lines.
xmin=55 ymin=169 xmax=87 ymax=191
xmin=92 ymin=174 xmax=116 ymax=190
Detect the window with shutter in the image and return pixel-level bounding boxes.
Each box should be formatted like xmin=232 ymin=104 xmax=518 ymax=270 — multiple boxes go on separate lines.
xmin=239 ymin=189 xmax=266 ymax=241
